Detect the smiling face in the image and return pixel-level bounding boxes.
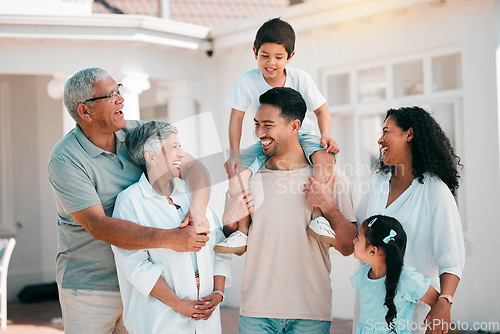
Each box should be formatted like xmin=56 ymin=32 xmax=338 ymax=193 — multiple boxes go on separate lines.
xmin=84 ymin=77 xmax=126 ymax=133
xmin=254 ymin=43 xmax=294 ymax=86
xmin=378 ymin=116 xmax=413 ymax=167
xmin=159 ymin=134 xmax=184 ymax=179
xmin=254 ymin=103 xmax=293 ymax=158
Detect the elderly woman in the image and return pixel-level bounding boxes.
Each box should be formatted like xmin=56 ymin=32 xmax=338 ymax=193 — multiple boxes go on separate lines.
xmin=111 ymin=121 xmax=231 ymax=334
xmin=356 ymin=106 xmax=465 ymax=334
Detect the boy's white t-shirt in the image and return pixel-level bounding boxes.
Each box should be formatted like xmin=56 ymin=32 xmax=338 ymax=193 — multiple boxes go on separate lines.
xmin=227 ymin=67 xmax=326 ymax=136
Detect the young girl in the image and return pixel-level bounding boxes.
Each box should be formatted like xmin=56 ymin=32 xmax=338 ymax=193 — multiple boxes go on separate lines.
xmin=352 ymin=215 xmax=439 ymax=334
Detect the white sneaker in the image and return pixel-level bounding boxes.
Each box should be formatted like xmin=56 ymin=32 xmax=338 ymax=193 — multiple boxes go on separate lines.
xmin=307 ymin=216 xmax=336 ymax=245
xmin=214 ymin=231 xmax=248 ymax=256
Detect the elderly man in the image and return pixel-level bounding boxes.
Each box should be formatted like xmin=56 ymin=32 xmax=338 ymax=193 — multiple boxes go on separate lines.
xmin=48 ymin=68 xmax=210 ymax=333
xmin=223 ymin=87 xmax=358 ymax=333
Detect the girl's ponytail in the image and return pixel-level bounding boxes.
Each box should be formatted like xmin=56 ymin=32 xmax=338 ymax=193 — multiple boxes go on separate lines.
xmin=362 ymin=215 xmax=407 ymax=333
xmin=383 ymin=238 xmax=405 ymax=332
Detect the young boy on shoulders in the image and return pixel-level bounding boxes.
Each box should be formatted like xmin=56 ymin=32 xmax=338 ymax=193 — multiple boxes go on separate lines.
xmin=215 ymin=18 xmax=340 ymax=255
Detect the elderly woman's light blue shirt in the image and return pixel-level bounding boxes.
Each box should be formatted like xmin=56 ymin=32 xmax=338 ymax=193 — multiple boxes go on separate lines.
xmin=112 ymin=173 xmax=231 ymax=334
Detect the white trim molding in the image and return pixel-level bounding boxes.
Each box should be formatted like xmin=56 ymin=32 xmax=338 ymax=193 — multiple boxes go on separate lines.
xmin=0 ymin=14 xmax=211 ymax=50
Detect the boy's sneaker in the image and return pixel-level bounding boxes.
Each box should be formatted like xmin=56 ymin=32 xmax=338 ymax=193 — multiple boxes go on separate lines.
xmin=214 ymin=231 xmax=247 ymax=256
xmin=307 ymin=216 xmax=336 ymax=245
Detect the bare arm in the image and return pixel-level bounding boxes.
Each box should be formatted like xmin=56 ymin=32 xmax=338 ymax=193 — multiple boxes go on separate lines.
xmin=313 ymin=104 xmax=332 ymax=140
xmin=196 ymin=275 xmax=227 ymax=320
xmin=71 ymin=204 xmax=208 ymax=251
xmin=226 ymin=109 xmax=246 ymax=174
xmin=181 ymin=152 xmax=211 ymax=208
xmin=313 ymin=104 xmax=339 ymax=153
xmin=150 ymin=276 xmax=203 ymax=319
xmin=420 ymin=285 xmax=440 ymax=307
xmin=213 ymin=275 xmax=226 ymax=292
xmin=179 ymin=152 xmax=211 ymax=233
xmin=221 ymin=190 xmax=254 ymax=236
xmin=303 ymin=175 xmax=357 ymax=256
xmin=425 ymin=273 xmax=460 ymax=334
xmin=228 ymin=108 xmax=245 ymax=151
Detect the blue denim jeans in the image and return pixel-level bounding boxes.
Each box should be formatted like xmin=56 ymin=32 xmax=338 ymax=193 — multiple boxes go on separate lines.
xmin=239 ymin=315 xmax=331 ymax=334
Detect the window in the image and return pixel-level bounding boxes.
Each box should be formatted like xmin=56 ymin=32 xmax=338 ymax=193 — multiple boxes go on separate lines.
xmin=323 ymin=50 xmax=463 ymax=206
xmin=327 ymin=73 xmax=350 ymax=105
xmin=432 ymin=54 xmax=462 ymax=92
xmin=357 ymin=67 xmax=386 ymax=103
xmin=393 ymin=59 xmax=423 ymax=97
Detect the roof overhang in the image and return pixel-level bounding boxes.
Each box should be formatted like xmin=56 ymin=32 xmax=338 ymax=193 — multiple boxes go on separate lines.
xmin=0 ymin=13 xmax=211 ymax=50
xmin=210 ymin=0 xmax=445 ymax=50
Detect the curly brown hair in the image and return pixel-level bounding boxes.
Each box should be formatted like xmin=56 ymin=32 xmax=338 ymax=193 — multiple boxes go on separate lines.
xmin=378 ymin=106 xmax=462 ymax=195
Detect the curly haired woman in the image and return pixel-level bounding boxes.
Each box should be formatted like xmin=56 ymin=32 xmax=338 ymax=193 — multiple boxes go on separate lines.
xmin=355 ymin=106 xmax=465 ymax=334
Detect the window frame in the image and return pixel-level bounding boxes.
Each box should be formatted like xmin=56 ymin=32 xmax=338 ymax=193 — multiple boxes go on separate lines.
xmin=321 ymin=47 xmax=466 ymax=229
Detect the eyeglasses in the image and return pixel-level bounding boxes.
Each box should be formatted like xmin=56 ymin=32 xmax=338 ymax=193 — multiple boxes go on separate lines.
xmin=81 ymin=84 xmax=122 ymax=104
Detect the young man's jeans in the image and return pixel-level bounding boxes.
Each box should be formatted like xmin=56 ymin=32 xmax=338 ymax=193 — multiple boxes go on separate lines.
xmin=239 ymin=315 xmax=331 ymax=334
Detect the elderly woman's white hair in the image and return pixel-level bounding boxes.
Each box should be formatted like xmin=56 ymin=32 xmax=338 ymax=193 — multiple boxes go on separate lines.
xmin=125 ymin=121 xmax=179 ymax=172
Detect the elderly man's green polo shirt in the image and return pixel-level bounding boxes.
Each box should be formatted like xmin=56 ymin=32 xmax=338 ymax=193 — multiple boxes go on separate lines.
xmin=48 ymin=121 xmax=142 ymax=291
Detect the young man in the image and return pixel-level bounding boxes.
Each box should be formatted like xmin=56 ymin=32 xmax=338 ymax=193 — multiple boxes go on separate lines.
xmin=223 ymin=87 xmax=357 ymax=333
xmin=48 ymin=68 xmax=211 ymax=333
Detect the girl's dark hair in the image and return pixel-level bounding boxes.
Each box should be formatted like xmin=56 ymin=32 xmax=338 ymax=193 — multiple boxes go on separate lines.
xmin=362 ymin=215 xmax=407 ymax=333
xmin=378 ymin=106 xmax=462 ymax=195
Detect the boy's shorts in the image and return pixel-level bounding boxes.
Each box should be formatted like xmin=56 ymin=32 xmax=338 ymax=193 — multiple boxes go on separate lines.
xmin=241 ymin=133 xmax=331 ymax=176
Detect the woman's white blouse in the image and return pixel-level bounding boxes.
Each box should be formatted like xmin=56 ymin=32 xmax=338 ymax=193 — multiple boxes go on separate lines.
xmin=111 ymin=173 xmax=231 ymax=334
xmin=356 ymin=172 xmax=465 ymax=289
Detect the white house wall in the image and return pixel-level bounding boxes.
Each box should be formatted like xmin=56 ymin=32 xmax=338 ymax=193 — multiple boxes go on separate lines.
xmin=35 ymin=75 xmax=66 ymax=284
xmin=0 ymin=75 xmax=58 ymax=299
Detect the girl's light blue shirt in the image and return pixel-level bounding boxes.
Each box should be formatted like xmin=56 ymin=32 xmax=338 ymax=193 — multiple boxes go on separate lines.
xmin=351 ymin=264 xmax=430 ymax=334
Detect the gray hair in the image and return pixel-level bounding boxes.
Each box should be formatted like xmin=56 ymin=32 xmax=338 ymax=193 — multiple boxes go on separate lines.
xmin=63 ymin=68 xmax=110 ymax=121
xmin=125 ymin=121 xmax=179 ymax=172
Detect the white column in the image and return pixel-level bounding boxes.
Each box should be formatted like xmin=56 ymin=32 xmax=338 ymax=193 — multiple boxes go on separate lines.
xmin=156 ymin=80 xmax=199 ymax=156
xmin=46 ymin=73 xmax=75 ymax=135
xmin=156 ymin=80 xmax=198 ymax=122
xmin=0 ymin=82 xmax=15 ymax=234
xmin=122 ymin=72 xmax=151 ymax=121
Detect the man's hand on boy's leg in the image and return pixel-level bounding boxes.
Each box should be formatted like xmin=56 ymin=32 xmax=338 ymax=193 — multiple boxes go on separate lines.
xmin=320 ymin=137 xmax=340 ymax=154
xmin=224 ymin=150 xmax=242 ymax=174
xmin=310 ymin=149 xmax=335 ymax=184
xmin=304 ymin=175 xmax=337 ymax=246
xmin=222 ymin=190 xmax=254 ymax=226
xmin=217 ymin=190 xmax=252 ymax=255
xmin=303 ymin=175 xmax=336 ymax=210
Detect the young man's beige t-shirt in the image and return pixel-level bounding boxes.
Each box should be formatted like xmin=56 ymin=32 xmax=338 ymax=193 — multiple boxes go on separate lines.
xmin=240 ymin=166 xmax=356 ymax=321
